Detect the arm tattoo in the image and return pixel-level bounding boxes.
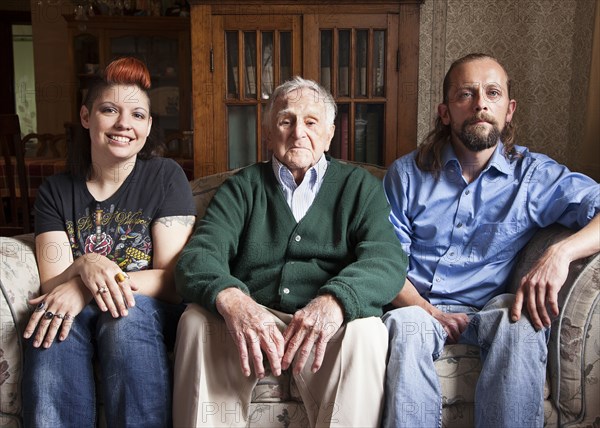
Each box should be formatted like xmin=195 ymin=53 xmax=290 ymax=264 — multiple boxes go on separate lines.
xmin=155 ymin=215 xmax=196 ymax=227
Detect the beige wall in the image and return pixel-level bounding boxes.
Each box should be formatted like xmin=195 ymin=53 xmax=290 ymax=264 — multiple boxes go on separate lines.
xmin=417 ymin=0 xmax=597 ymax=174
xmin=579 ymin=0 xmax=600 ymax=181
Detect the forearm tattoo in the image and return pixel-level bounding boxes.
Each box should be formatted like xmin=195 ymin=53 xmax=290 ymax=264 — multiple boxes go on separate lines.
xmin=155 ymin=215 xmax=196 ymax=227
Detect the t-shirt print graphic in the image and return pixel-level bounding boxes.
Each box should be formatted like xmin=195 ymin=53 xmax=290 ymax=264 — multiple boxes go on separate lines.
xmin=84 ymin=205 xmax=114 ymax=256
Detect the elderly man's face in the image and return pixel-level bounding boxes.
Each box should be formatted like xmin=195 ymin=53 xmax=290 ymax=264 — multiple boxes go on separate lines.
xmin=267 ymin=87 xmax=335 ymax=183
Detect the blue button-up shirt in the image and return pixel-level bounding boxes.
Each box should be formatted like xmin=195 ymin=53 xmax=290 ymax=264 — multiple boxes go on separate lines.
xmin=383 ymin=142 xmax=599 ymax=308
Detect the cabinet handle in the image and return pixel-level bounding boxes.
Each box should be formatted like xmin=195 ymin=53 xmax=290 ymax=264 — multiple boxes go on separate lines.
xmin=210 ymin=48 xmax=214 ymax=73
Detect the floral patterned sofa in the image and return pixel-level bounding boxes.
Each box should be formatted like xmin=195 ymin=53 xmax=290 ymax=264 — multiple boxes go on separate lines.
xmin=1 ymin=163 xmax=599 ymax=427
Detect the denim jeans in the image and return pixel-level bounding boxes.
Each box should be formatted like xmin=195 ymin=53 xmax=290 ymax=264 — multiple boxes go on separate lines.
xmin=382 ymin=293 xmax=549 ymax=428
xmin=22 ymin=295 xmax=184 ymax=428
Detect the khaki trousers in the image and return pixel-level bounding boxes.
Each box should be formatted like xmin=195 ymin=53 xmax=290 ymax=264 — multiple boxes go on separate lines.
xmin=173 ymin=303 xmax=388 ymax=428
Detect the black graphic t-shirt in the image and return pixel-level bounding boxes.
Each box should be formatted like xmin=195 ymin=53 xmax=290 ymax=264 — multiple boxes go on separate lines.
xmin=34 ymin=157 xmax=196 ymax=272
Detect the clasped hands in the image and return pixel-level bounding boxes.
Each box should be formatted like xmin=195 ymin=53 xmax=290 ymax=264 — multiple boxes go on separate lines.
xmin=216 ymin=288 xmax=344 ymax=379
xmin=24 ymin=253 xmax=138 ymax=348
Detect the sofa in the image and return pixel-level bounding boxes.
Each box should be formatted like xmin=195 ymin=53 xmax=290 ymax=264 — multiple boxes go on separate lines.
xmin=1 ymin=162 xmax=599 ymax=427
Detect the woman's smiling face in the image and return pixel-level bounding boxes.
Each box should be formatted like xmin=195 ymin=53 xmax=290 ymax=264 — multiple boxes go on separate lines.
xmin=80 ymin=83 xmax=153 ymax=164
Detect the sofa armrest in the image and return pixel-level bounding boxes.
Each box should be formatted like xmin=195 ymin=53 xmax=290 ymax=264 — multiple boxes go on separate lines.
xmin=0 ymin=234 xmax=40 ymax=330
xmin=509 ymin=225 xmax=600 ymax=426
xmin=0 ymin=233 xmax=40 ymax=420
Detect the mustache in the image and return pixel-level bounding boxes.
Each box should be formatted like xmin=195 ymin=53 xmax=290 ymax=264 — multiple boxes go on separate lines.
xmin=466 ymin=113 xmax=497 ymax=126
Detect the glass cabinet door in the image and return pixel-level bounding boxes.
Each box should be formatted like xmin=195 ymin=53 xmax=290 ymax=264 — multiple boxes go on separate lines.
xmin=308 ymin=14 xmax=399 ymax=167
xmin=213 ymin=15 xmax=301 ymax=170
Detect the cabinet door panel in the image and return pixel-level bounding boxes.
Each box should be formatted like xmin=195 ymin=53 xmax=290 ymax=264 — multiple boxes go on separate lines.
xmin=212 ymin=15 xmax=302 ymax=172
xmin=305 ymin=14 xmax=398 ymax=167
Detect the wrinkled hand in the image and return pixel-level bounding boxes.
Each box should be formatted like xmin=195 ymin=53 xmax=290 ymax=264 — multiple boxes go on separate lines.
xmin=282 ymin=294 xmax=344 ymax=375
xmin=216 ymin=288 xmax=284 ymax=378
xmin=23 ymin=281 xmax=91 ymax=348
xmin=75 ymin=253 xmax=137 ymax=318
xmin=512 ymin=244 xmax=569 ymax=330
xmin=431 ymin=308 xmax=469 ymax=344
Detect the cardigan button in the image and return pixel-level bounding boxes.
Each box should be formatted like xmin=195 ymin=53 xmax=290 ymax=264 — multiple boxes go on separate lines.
xmin=283 ymin=288 xmax=290 ymax=294
xmin=295 ymin=235 xmax=302 ymax=242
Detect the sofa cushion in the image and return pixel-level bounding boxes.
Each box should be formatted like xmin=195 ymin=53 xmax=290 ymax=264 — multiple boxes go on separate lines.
xmin=190 ymin=169 xmax=240 ymax=219
xmin=436 ymin=344 xmax=481 ymax=406
xmin=0 ymin=235 xmax=38 ymax=424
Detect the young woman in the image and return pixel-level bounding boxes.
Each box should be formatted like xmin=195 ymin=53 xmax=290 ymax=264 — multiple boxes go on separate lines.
xmin=22 ymin=57 xmax=196 ymax=427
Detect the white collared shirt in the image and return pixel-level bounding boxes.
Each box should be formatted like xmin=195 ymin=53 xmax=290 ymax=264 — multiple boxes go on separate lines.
xmin=272 ymin=155 xmax=329 ymax=222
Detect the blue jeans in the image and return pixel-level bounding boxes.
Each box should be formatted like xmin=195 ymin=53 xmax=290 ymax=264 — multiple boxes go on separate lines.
xmin=382 ymin=294 xmax=549 ymax=428
xmin=22 ymin=295 xmax=184 ymax=428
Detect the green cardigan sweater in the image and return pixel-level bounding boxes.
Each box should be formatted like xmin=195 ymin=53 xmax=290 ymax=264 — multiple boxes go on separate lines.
xmin=175 ymin=158 xmax=407 ymax=321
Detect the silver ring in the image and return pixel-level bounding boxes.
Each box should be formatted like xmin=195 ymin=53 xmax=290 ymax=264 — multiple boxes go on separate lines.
xmin=44 ymin=311 xmax=54 ymax=320
xmin=64 ymin=314 xmax=73 ymax=322
xmin=98 ymin=286 xmax=109 ymax=294
xmin=35 ymin=301 xmax=47 ymax=312
xmin=55 ymin=313 xmax=64 ymax=319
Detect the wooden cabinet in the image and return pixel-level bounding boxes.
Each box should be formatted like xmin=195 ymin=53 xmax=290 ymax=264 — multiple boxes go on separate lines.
xmin=190 ymin=0 xmax=422 ymax=177
xmin=64 ymin=15 xmax=192 ymax=139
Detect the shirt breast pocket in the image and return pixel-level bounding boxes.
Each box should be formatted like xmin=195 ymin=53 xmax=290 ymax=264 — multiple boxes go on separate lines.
xmin=470 ymin=222 xmax=521 ymax=262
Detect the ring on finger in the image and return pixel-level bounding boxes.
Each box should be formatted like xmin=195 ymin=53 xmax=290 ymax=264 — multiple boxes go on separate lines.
xmin=55 ymin=313 xmax=64 ymax=319
xmin=64 ymin=313 xmax=73 ymax=322
xmin=35 ymin=301 xmax=46 ymax=312
xmin=44 ymin=311 xmax=54 ymax=320
xmin=115 ymin=272 xmax=129 ymax=283
xmin=98 ymin=286 xmax=109 ymax=294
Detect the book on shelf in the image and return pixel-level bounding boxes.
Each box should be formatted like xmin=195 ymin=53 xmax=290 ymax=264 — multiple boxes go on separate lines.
xmin=245 ymin=65 xmax=256 ymax=96
xmin=340 ymin=111 xmax=349 ymax=160
xmin=366 ymin=111 xmax=381 ymax=165
xmin=338 ymin=66 xmax=349 ymax=96
xmin=354 ymin=116 xmax=367 ymax=163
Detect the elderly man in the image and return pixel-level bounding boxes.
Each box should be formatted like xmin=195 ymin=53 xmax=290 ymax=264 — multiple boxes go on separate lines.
xmin=173 ymin=76 xmax=407 ymax=427
xmin=383 ymin=53 xmax=600 ymax=427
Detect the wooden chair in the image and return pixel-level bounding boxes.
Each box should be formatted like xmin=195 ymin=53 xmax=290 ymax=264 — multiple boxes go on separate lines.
xmin=23 ymin=132 xmax=67 ymax=158
xmin=0 ymin=114 xmax=31 ymax=235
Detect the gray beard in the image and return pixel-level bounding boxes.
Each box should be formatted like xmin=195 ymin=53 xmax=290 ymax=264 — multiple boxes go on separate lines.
xmin=458 ymin=122 xmax=502 ymax=152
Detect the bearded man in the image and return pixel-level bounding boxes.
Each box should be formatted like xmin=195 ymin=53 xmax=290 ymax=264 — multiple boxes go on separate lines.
xmin=382 ymin=53 xmax=599 ymax=427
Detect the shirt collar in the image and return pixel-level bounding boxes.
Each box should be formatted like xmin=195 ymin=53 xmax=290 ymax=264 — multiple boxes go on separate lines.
xmin=271 ymin=154 xmax=328 ymax=190
xmin=442 ymin=141 xmax=512 ymax=176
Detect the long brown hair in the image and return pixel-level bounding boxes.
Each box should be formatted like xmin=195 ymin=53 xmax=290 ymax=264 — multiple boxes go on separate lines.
xmin=416 ymin=53 xmax=519 ymax=174
xmin=68 ymin=57 xmax=165 ymax=178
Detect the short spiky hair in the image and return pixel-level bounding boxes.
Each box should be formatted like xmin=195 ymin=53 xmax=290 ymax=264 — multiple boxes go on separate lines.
xmin=68 ymin=57 xmax=164 ymax=178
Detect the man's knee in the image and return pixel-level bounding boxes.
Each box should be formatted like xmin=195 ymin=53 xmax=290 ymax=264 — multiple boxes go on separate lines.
xmin=383 ymin=306 xmax=443 ymax=346
xmin=177 ymin=303 xmax=229 ymax=347
xmin=478 ymin=294 xmax=548 ymax=352
xmin=342 ymin=317 xmax=388 ymax=357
